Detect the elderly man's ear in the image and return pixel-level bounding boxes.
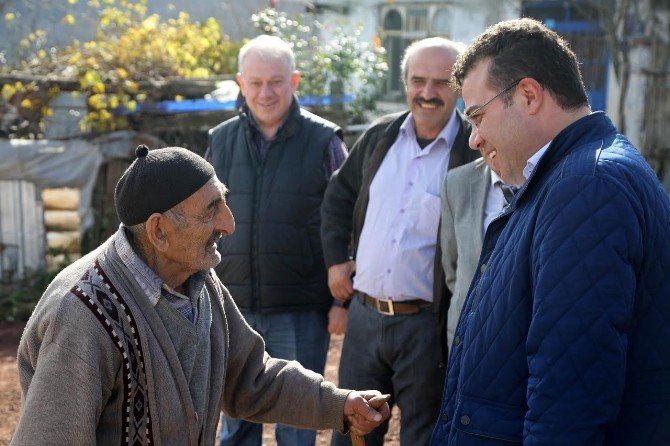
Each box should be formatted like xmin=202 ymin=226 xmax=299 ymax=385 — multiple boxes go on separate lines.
xmin=145 ymin=213 xmax=170 ymax=252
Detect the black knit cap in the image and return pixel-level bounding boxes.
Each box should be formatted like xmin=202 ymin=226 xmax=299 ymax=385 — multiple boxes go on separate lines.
xmin=114 ymin=145 xmax=216 ymax=225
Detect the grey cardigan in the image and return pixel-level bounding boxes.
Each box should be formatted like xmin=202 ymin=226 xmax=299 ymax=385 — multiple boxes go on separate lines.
xmin=12 ymin=231 xmax=349 ymax=445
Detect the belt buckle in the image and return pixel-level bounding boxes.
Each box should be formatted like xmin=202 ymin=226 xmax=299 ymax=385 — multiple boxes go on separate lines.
xmin=375 ymin=298 xmax=395 ymax=316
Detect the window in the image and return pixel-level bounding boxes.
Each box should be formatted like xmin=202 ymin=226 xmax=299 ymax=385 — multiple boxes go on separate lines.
xmin=432 ymin=7 xmax=452 ymax=37
xmin=407 ymin=8 xmax=428 ymax=32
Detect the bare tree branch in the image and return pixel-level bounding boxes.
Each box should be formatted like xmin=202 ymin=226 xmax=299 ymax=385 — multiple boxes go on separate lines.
xmin=568 ymin=0 xmax=637 ymax=132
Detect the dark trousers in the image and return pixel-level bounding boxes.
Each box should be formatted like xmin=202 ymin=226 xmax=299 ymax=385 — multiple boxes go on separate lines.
xmin=332 ymin=295 xmax=444 ymax=446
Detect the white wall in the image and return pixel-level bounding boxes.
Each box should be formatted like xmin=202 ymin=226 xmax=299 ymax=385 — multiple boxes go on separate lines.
xmin=315 ymin=0 xmax=519 ymax=46
xmin=450 ymin=0 xmax=519 ymax=44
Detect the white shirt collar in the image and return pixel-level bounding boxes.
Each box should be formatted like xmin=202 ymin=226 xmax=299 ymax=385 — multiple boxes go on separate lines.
xmin=523 ymin=140 xmax=552 ymax=182
xmin=399 ymin=108 xmax=459 ymax=153
xmin=490 ymin=167 xmax=503 ymax=186
xmin=114 ymin=225 xmax=199 ymax=306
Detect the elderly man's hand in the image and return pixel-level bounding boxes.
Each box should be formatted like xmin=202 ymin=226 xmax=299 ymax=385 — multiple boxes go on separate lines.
xmin=343 ymin=391 xmax=391 ymax=437
xmin=328 ymin=260 xmax=355 ymax=301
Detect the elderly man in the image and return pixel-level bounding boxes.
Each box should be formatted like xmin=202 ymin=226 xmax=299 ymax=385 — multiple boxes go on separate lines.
xmin=207 ymin=34 xmax=347 ymax=446
xmin=321 ymin=37 xmax=477 ymax=445
xmin=11 ymin=145 xmax=390 ymax=446
xmin=431 ymin=18 xmax=670 ymax=445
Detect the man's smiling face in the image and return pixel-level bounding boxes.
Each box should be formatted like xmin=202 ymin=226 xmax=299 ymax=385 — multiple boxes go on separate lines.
xmin=405 ymin=46 xmax=459 ymax=140
xmin=237 ymin=52 xmax=299 ymax=134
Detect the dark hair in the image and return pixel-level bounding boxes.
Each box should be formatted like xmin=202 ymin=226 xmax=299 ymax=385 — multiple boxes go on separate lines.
xmin=452 ymin=18 xmax=589 ymax=110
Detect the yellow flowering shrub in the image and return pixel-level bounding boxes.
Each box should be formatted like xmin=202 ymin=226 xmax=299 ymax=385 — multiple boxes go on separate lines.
xmin=2 ymin=0 xmax=241 ymax=136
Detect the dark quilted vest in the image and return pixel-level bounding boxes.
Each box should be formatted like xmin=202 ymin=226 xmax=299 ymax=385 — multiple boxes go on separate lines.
xmin=208 ymin=103 xmax=339 ymax=311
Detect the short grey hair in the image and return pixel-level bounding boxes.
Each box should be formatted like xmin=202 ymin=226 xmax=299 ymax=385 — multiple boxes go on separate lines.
xmin=400 ymin=37 xmax=466 ymax=87
xmin=238 ymin=35 xmax=296 ymax=75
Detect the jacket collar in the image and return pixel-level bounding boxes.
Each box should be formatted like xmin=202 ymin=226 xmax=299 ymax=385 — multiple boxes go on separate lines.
xmin=449 ymin=109 xmax=473 ymax=170
xmin=536 ymin=111 xmax=614 ymax=176
xmin=372 ymin=109 xmax=472 ymax=169
xmin=501 ymin=111 xmax=616 ymax=212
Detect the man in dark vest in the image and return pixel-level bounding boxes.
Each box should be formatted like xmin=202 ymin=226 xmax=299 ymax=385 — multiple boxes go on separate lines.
xmin=321 ymin=37 xmax=477 ymax=445
xmin=207 ymin=35 xmax=348 ymax=446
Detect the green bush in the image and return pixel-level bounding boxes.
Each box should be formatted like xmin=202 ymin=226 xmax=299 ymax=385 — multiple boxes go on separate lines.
xmin=2 ymin=0 xmax=242 ymax=136
xmin=2 ymin=3 xmax=387 ymax=137
xmin=0 ymin=249 xmax=75 ymax=322
xmin=251 ymin=8 xmax=388 ymax=123
xmin=0 ymin=269 xmax=59 ymax=322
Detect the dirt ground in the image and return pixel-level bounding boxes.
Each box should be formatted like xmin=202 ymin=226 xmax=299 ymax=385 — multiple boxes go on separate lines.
xmin=0 ymin=323 xmax=399 ymax=446
xmin=0 ymin=322 xmax=24 ymax=446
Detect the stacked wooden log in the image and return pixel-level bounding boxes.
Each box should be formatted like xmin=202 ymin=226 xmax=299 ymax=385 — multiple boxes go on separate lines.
xmin=42 ymin=187 xmax=81 ymax=270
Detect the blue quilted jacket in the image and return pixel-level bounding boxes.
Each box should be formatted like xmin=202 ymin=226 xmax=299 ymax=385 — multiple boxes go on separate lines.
xmin=431 ymin=112 xmax=670 ymax=445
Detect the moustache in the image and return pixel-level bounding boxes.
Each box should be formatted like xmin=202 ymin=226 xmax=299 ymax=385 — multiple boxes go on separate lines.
xmin=414 ymin=97 xmax=445 ymax=107
xmin=207 ymin=232 xmax=223 ymax=246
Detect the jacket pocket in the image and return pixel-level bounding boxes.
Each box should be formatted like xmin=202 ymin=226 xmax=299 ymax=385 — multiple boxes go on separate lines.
xmin=455 ymin=396 xmax=524 ymax=445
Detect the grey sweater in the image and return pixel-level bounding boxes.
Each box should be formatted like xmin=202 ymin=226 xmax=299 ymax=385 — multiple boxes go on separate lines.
xmin=12 ymin=231 xmax=349 ymax=445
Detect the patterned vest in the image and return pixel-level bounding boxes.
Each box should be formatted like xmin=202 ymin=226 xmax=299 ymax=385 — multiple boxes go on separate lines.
xmin=71 ymin=259 xmax=153 ymax=445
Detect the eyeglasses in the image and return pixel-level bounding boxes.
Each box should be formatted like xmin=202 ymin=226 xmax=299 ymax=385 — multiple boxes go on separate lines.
xmin=464 ymin=79 xmax=522 ymax=128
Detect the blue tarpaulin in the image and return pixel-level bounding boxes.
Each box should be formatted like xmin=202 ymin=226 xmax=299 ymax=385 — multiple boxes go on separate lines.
xmin=125 ymin=94 xmax=355 ymax=115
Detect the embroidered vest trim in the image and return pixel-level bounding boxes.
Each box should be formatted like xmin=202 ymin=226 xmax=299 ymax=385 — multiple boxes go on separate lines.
xmin=71 ymin=259 xmax=154 ymax=445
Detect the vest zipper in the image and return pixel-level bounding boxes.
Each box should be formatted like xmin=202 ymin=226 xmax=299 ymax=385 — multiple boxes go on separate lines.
xmin=251 ymin=156 xmax=265 ymax=312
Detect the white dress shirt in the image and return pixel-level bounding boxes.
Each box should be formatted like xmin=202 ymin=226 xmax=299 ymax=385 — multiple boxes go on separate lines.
xmin=354 ymin=110 xmax=459 ymax=302
xmin=523 ymin=140 xmax=552 ymax=182
xmin=483 ymin=169 xmax=506 ymax=234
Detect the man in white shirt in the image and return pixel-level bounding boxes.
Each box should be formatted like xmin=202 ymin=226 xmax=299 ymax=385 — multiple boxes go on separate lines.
xmin=321 ymin=37 xmax=478 ymax=445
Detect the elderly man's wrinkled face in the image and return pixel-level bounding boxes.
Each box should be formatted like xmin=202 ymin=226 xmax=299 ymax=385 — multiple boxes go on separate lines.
xmin=163 ymin=179 xmax=234 ymax=274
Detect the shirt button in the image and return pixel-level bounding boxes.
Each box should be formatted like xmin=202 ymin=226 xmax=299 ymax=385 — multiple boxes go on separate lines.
xmin=441 ymin=413 xmax=449 ymax=423
xmin=480 ymin=263 xmax=487 ymax=274
xmin=454 ymin=335 xmax=461 ymax=347
xmin=460 ymin=415 xmax=470 ymax=426
xmin=387 ymin=269 xmax=391 ymax=274
xmin=400 ymin=209 xmax=405 ymax=214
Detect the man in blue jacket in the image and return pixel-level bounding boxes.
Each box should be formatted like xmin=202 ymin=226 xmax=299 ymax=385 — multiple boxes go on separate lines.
xmin=431 ymin=18 xmax=670 ymax=445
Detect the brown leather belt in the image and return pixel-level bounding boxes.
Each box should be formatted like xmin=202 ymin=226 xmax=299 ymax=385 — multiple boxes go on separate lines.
xmin=360 ymin=293 xmax=432 ymax=316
